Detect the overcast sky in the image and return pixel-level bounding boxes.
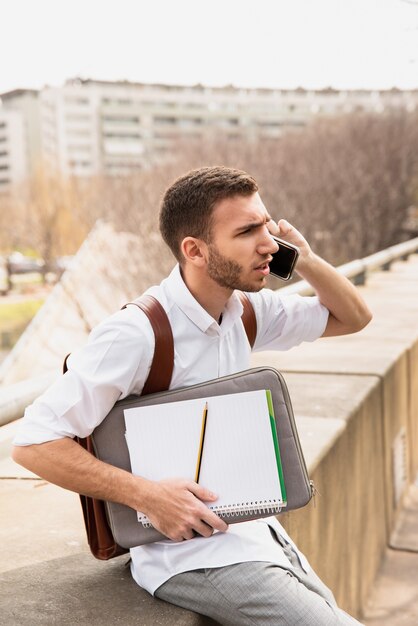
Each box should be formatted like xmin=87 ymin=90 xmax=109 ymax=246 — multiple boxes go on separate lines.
xmin=1 ymin=0 xmax=418 ymax=94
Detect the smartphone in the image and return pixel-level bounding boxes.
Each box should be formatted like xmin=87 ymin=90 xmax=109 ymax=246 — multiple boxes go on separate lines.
xmin=269 ymin=236 xmax=299 ymax=281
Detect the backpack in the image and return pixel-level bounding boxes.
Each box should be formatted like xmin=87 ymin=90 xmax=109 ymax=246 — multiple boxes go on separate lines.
xmin=63 ymin=292 xmax=257 ymax=559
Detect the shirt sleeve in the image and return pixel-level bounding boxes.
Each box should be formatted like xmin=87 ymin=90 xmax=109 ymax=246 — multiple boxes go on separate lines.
xmin=248 ymin=289 xmax=329 ymax=352
xmin=13 ymin=307 xmax=155 ymax=446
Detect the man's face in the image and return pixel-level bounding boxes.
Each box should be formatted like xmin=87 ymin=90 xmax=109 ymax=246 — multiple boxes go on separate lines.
xmin=205 ymin=193 xmax=278 ymax=292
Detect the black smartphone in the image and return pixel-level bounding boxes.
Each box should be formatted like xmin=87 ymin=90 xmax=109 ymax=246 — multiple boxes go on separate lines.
xmin=269 ymin=236 xmax=299 ymax=281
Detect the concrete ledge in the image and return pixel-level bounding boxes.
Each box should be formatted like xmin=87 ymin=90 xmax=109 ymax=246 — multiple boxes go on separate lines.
xmin=0 ymin=470 xmax=217 ymax=625
xmin=295 ymin=416 xmax=345 ymax=472
xmin=0 ymin=479 xmax=88 ymax=573
xmin=0 ymin=553 xmax=216 ymax=626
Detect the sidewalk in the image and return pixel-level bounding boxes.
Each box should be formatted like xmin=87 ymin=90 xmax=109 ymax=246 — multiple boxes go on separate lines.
xmin=363 ymin=484 xmax=418 ymax=626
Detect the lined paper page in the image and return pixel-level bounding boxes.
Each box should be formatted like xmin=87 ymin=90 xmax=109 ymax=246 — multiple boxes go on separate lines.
xmin=197 ymin=391 xmax=283 ymax=512
xmin=125 ymin=399 xmax=204 ymax=481
xmin=125 ymin=397 xmax=206 ymax=522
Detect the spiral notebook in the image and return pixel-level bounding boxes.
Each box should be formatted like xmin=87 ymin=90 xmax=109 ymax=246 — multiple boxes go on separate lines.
xmin=124 ymin=389 xmax=287 ymax=525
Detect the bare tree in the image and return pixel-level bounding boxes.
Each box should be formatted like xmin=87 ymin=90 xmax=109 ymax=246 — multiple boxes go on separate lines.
xmin=149 ymin=111 xmax=418 ymax=264
xmin=1 ymin=109 xmax=417 ymax=278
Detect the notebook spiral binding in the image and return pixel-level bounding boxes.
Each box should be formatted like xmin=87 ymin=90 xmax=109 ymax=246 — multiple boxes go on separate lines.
xmin=139 ymin=499 xmax=283 ymax=528
xmin=212 ymin=500 xmax=283 ymax=517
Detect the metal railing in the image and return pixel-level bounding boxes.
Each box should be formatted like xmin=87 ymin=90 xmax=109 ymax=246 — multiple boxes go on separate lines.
xmin=280 ymin=236 xmax=418 ymax=296
xmin=1 ymin=237 xmax=418 ymax=427
xmin=0 ymin=373 xmax=57 ymax=428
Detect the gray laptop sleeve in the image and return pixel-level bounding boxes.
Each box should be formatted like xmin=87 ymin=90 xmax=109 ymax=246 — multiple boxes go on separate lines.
xmin=91 ymin=366 xmax=312 ymax=548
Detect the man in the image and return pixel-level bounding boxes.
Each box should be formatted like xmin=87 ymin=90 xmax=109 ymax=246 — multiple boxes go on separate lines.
xmin=13 ymin=166 xmax=371 ymax=625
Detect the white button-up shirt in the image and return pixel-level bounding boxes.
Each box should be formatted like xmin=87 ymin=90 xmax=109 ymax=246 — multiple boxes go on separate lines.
xmin=14 ymin=264 xmax=329 ymax=595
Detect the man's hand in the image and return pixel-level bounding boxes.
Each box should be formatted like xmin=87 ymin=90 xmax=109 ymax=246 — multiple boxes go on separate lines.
xmin=267 ymin=219 xmax=313 ymax=268
xmin=140 ymin=477 xmax=229 ymax=542
xmin=267 ymin=217 xmax=372 ymax=336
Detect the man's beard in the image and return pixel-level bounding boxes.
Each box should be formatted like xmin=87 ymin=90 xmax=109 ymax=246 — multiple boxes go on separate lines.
xmin=207 ymin=244 xmax=263 ymax=292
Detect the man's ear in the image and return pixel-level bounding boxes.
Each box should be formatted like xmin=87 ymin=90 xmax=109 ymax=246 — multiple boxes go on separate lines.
xmin=180 ymin=237 xmax=208 ymax=267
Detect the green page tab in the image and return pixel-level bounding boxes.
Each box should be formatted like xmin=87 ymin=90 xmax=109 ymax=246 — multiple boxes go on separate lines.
xmin=266 ymin=389 xmax=287 ymax=505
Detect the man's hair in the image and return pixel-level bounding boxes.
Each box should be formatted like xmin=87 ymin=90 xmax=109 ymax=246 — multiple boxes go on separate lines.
xmin=159 ymin=165 xmax=258 ymax=262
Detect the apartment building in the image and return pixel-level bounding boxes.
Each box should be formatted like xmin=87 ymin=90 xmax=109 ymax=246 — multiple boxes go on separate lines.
xmin=1 ymin=79 xmax=418 ymax=189
xmin=0 ymin=89 xmax=42 ymax=192
xmin=0 ymin=108 xmax=28 ymax=192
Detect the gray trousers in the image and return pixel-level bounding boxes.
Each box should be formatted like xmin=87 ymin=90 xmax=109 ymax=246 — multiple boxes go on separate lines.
xmin=155 ymin=533 xmax=364 ymax=626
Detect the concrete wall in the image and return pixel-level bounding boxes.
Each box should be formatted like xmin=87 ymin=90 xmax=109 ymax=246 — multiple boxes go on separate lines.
xmin=278 ymin=374 xmax=385 ymax=617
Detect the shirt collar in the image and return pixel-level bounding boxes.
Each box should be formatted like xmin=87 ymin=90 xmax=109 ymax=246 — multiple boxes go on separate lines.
xmin=164 ymin=264 xmax=244 ymax=334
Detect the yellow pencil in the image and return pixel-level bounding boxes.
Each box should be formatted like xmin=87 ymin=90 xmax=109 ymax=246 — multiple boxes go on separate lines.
xmin=195 ymin=401 xmax=208 ymax=483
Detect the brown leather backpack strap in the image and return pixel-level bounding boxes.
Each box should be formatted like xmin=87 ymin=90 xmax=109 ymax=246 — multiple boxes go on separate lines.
xmin=70 ymin=295 xmax=174 ymax=561
xmin=63 ymin=353 xmax=70 ymax=374
xmin=237 ymin=291 xmax=257 ymax=348
xmin=122 ymin=294 xmax=174 ymax=395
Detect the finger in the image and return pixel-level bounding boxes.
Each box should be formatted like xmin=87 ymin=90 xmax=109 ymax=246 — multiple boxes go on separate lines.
xmin=188 ymin=482 xmax=218 ymax=502
xmin=186 ymin=483 xmax=228 ymax=531
xmin=201 ymin=509 xmax=229 ymax=533
xmin=277 ymin=219 xmax=292 ymax=236
xmin=267 ymin=219 xmax=280 ymax=236
xmin=181 ymin=528 xmax=196 ymax=541
xmin=193 ymin=519 xmax=215 ymax=538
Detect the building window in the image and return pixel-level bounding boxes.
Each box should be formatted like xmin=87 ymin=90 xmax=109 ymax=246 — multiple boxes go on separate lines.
xmin=178 ymin=118 xmax=203 ymax=127
xmin=103 ymin=132 xmax=141 ymax=139
xmin=153 ymin=116 xmax=177 ymax=124
xmin=68 ymin=129 xmax=91 ymax=138
xmin=257 ymin=121 xmax=282 ymax=127
xmin=64 ymin=97 xmax=89 ymax=105
xmin=68 ymin=160 xmax=91 ymax=168
xmin=153 ymin=132 xmax=177 ymax=140
xmin=66 ymin=114 xmax=90 ymax=122
xmin=102 ymin=116 xmax=140 ymax=123
xmin=185 ymin=102 xmax=205 ymax=109
xmin=102 ymin=98 xmax=134 ymax=106
xmin=67 ymin=144 xmax=92 ymax=153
